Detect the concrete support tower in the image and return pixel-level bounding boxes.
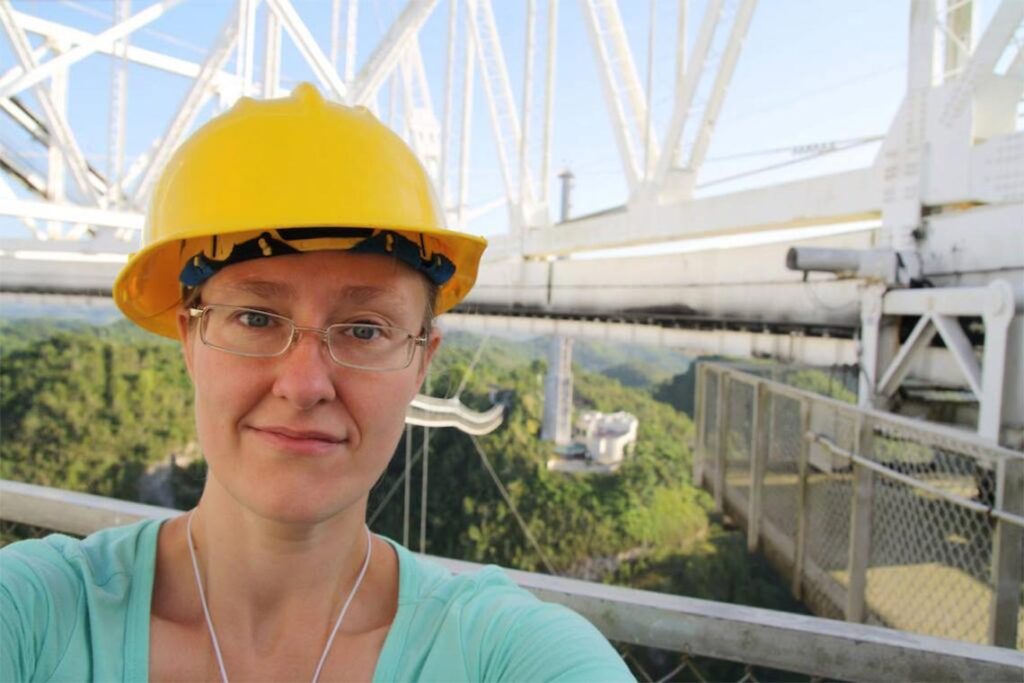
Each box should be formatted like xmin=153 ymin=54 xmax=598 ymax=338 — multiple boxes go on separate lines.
xmin=541 ymin=335 xmax=573 ymax=445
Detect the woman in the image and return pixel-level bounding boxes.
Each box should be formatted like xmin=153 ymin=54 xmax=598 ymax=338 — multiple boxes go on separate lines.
xmin=1 ymin=84 xmax=632 ymax=681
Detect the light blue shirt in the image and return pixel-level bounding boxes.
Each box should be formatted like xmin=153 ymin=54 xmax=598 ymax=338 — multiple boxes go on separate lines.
xmin=1 ymin=519 xmax=633 ymax=681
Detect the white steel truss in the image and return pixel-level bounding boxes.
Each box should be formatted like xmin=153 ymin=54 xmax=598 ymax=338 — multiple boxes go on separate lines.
xmin=0 ymin=0 xmax=798 ymax=241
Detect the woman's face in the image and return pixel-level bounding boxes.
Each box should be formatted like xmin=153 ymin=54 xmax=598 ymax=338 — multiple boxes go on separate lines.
xmin=176 ymin=250 xmax=439 ymax=525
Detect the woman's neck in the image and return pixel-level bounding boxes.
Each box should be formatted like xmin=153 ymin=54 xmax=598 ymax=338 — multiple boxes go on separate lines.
xmin=182 ymin=478 xmax=376 ymax=646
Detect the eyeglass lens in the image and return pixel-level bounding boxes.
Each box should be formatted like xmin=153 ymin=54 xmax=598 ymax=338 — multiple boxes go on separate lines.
xmin=199 ymin=305 xmax=416 ymax=370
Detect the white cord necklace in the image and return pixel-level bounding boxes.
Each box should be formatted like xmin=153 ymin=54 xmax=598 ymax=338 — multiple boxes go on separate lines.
xmin=186 ymin=512 xmax=373 ymax=683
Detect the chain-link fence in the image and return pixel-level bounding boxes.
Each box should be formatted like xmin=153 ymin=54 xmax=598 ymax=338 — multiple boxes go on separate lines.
xmin=693 ymin=361 xmax=1024 ymax=649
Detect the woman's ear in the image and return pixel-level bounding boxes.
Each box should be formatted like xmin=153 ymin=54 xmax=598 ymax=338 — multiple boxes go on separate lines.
xmin=176 ymin=308 xmax=196 ymax=380
xmin=414 ymin=328 xmax=442 ymax=391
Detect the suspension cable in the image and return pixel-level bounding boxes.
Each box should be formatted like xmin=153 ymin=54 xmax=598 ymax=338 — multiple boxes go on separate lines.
xmin=368 ymin=428 xmax=423 ymax=529
xmin=469 ymin=433 xmax=559 ymax=575
xmin=450 ymin=333 xmax=490 ymax=400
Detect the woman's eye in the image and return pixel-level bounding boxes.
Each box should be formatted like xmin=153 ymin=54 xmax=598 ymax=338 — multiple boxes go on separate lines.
xmin=349 ymin=324 xmax=384 ymax=341
xmin=237 ymin=311 xmax=273 ymax=328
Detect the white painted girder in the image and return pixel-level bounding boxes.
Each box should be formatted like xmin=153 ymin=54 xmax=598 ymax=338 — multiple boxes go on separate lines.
xmin=466 ymin=0 xmax=535 ymax=215
xmin=265 ymin=0 xmax=347 ymax=100
xmin=654 ymin=0 xmax=723 ymax=188
xmin=9 ymin=11 xmax=242 ymax=91
xmin=940 ymin=0 xmax=1024 ymax=127
xmin=0 ymin=197 xmax=142 ymax=231
xmin=485 ymin=167 xmax=881 ymax=259
xmin=350 ymin=0 xmax=439 ymax=106
xmin=684 ymin=0 xmax=757 ymax=178
xmin=0 ymin=0 xmax=182 ymax=100
xmin=0 ymin=254 xmax=125 ymax=293
xmin=0 ymin=2 xmax=100 ymax=206
xmin=578 ymin=0 xmax=651 ymax=189
xmin=133 ymin=4 xmax=240 ymax=203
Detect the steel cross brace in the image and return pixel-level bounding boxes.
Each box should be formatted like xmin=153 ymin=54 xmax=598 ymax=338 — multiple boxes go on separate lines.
xmin=0 ymin=1 xmax=102 ymax=206
xmin=866 ymin=280 xmax=1016 ymax=442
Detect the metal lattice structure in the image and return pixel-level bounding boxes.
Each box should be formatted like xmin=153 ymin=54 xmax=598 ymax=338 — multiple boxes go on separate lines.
xmin=1 ymin=2 xmax=1021 ymax=441
xmin=694 ymin=361 xmax=1024 ymax=649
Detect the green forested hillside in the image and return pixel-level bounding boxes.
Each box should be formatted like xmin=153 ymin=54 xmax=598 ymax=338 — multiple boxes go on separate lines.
xmin=0 ymin=325 xmax=194 ymax=499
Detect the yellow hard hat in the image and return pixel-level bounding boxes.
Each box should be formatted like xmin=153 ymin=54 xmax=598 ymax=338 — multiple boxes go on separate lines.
xmin=113 ymin=83 xmax=487 ymax=339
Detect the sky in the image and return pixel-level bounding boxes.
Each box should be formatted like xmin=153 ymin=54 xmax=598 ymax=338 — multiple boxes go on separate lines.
xmin=0 ymin=0 xmax=1008 ymax=248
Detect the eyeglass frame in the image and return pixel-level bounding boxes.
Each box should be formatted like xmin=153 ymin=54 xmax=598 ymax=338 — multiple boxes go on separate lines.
xmin=188 ymin=304 xmax=429 ymax=372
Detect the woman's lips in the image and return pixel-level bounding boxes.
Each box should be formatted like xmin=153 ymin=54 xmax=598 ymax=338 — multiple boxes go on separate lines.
xmin=250 ymin=425 xmax=346 ymax=455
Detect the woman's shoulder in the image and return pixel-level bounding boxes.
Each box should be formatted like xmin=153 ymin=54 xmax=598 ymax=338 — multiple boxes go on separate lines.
xmin=380 ymin=540 xmax=634 ymax=682
xmin=1 ymin=518 xmax=163 ymax=682
xmin=1 ymin=517 xmax=162 ymax=590
xmin=388 ymin=539 xmax=521 ymax=605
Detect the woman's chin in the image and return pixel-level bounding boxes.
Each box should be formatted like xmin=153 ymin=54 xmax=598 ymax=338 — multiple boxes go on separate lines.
xmin=254 ymin=492 xmax=365 ymax=527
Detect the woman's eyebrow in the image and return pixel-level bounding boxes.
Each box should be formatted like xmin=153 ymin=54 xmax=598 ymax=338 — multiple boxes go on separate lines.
xmin=339 ymin=286 xmax=414 ymax=316
xmin=341 ymin=285 xmax=402 ymax=305
xmin=222 ymin=280 xmax=293 ymax=299
xmin=222 ymin=281 xmax=411 ymax=313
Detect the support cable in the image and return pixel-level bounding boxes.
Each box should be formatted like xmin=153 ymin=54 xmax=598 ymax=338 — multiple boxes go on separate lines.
xmin=696 ymin=137 xmax=878 ymax=190
xmin=420 ymin=369 xmax=431 ymax=553
xmin=372 ymin=333 xmax=491 ymax=532
xmin=403 ymin=423 xmax=411 ymax=546
xmin=451 ymin=333 xmax=490 ymax=399
xmin=468 ymin=433 xmax=559 ymax=575
xmin=368 ymin=425 xmax=423 ymax=530
xmin=419 ymin=424 xmax=429 ymax=552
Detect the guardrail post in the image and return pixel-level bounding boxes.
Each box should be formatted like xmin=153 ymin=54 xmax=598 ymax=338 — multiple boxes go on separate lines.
xmin=846 ymin=415 xmax=874 ymax=623
xmin=792 ymin=399 xmax=810 ymax=599
xmin=989 ymin=456 xmax=1024 ymax=647
xmin=693 ymin=363 xmax=706 ymax=486
xmin=748 ymin=382 xmax=769 ymax=553
xmin=715 ymin=373 xmax=730 ymax=512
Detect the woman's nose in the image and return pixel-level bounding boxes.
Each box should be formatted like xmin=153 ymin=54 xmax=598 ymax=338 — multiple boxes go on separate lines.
xmin=271 ymin=330 xmax=338 ymax=409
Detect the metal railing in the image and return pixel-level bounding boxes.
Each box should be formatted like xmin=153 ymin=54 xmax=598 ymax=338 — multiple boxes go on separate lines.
xmin=692 ymin=361 xmax=1024 ymax=651
xmin=1 ymin=479 xmax=1021 ymax=682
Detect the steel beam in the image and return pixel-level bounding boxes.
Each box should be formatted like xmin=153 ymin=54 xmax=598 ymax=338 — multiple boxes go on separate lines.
xmin=930 ymin=314 xmax=982 ymax=397
xmin=0 ymin=141 xmax=47 ymax=197
xmin=883 ymin=283 xmax=1002 ymax=317
xmin=107 ymin=0 xmax=131 ymax=207
xmin=265 ymin=0 xmax=347 ymax=100
xmin=440 ymin=0 xmax=458 ymax=205
xmin=654 ymin=0 xmax=724 ymax=188
xmin=0 ymin=3 xmax=100 ymax=205
xmin=465 ymin=0 xmax=533 ymax=217
xmin=578 ymin=0 xmax=645 ymax=189
xmin=684 ymin=0 xmax=757 ymax=176
xmin=877 ymin=314 xmax=938 ymax=398
xmin=940 ymin=0 xmax=1024 ymax=126
xmin=133 ymin=3 xmax=240 ymax=203
xmin=443 ymin=313 xmax=859 ymax=367
xmin=350 ymin=0 xmax=439 ymax=106
xmin=263 ymin=8 xmax=281 ymax=98
xmin=10 ymin=11 xmax=241 ymax=90
xmin=0 ymin=176 xmax=43 ymax=238
xmin=237 ymin=0 xmax=258 ymax=94
xmin=0 ymin=0 xmax=181 ymax=100
xmin=539 ymin=0 xmax=558 ymax=213
xmin=456 ymin=8 xmax=475 ymax=230
xmin=486 ymin=167 xmax=880 ymax=258
xmin=519 ymin=0 xmax=536 ymax=208
xmin=0 ymin=196 xmax=143 ymax=231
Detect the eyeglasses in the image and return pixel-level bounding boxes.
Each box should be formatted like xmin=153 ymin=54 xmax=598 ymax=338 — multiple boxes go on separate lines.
xmin=189 ymin=304 xmax=427 ymax=371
